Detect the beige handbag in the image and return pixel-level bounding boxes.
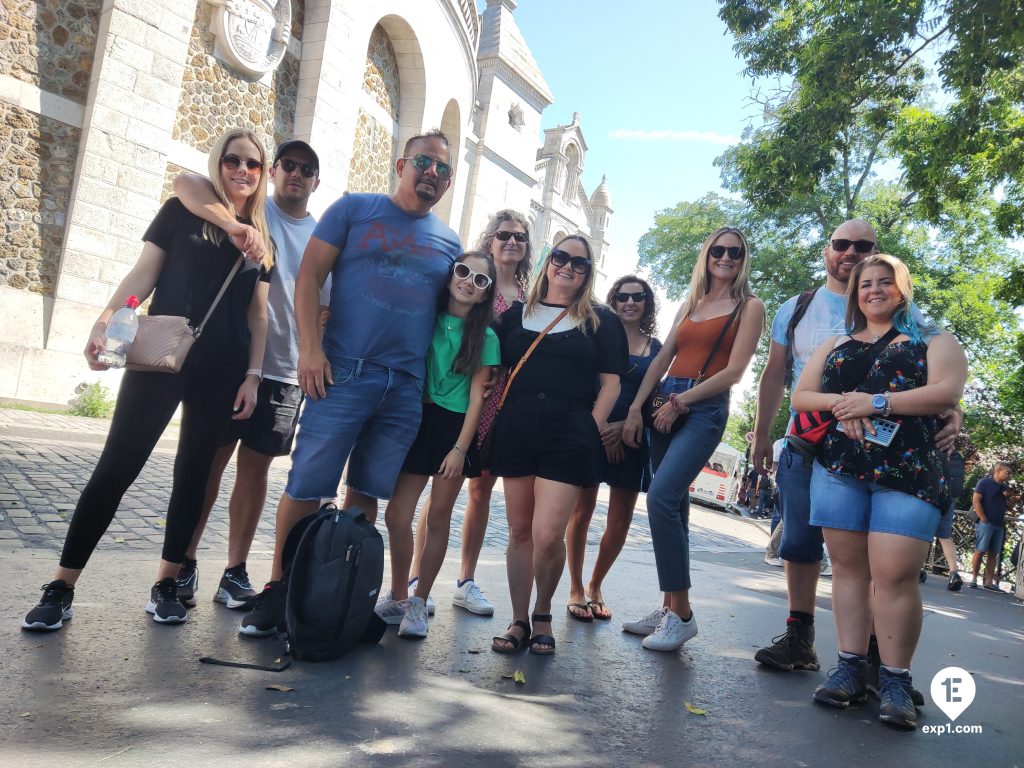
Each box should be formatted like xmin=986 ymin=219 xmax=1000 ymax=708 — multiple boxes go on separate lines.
xmin=125 ymin=257 xmax=244 ymax=373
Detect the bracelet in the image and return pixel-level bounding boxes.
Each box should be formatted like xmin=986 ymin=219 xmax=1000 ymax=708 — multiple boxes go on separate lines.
xmin=246 ymin=368 xmax=263 ymax=381
xmin=883 ymin=392 xmax=892 ymax=418
xmin=669 ymin=394 xmax=686 ymax=413
xmin=452 ymin=444 xmax=471 ymax=467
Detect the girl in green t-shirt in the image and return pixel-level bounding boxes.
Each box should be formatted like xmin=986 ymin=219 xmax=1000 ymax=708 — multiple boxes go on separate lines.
xmin=381 ymin=251 xmax=501 ymax=638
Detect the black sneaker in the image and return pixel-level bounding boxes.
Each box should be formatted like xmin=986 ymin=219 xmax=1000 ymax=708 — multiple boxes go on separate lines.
xmin=866 ymin=636 xmax=925 ymax=707
xmin=754 ymin=618 xmax=820 ymax=671
xmin=145 ymin=577 xmax=187 ymax=624
xmin=22 ymin=580 xmax=75 ymax=632
xmin=878 ymin=667 xmax=918 ymax=730
xmin=813 ymin=654 xmax=868 ymax=708
xmin=239 ymin=581 xmax=285 ymax=637
xmin=947 ymin=571 xmax=963 ymax=592
xmin=175 ymin=558 xmax=198 ymax=607
xmin=214 ymin=562 xmax=257 ymax=609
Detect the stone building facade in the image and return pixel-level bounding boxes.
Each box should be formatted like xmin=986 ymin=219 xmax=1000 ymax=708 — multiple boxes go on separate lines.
xmin=0 ymin=0 xmax=611 ymax=404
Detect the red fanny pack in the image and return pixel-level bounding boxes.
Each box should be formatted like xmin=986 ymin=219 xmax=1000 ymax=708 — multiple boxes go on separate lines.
xmin=788 ymin=410 xmax=834 ymax=445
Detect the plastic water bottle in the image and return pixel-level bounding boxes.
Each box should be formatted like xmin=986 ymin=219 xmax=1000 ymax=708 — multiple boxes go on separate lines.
xmin=97 ymin=296 xmax=140 ymax=368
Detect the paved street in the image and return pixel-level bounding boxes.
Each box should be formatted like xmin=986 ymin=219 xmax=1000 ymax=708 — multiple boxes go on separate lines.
xmin=1 ymin=410 xmax=1022 ymax=768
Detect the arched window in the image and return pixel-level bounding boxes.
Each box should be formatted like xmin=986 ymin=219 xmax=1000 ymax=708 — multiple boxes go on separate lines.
xmin=348 ymin=25 xmax=401 ymax=193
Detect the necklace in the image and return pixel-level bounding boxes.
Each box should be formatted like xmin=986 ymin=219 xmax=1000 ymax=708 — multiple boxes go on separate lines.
xmin=626 ymin=337 xmax=652 ymax=375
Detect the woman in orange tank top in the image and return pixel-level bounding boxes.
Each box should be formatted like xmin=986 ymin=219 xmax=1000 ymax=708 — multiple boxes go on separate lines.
xmin=620 ymin=227 xmax=765 ymax=651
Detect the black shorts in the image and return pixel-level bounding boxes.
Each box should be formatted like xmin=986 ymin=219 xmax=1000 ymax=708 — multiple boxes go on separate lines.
xmin=594 ymin=435 xmax=652 ymax=492
xmin=487 ymin=391 xmax=600 ymax=487
xmin=219 ymin=378 xmax=303 ymax=457
xmin=401 ymin=401 xmax=468 ymax=476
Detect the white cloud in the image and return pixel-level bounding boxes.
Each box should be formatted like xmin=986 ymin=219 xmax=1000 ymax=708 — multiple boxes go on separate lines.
xmin=608 ymin=129 xmax=740 ymax=146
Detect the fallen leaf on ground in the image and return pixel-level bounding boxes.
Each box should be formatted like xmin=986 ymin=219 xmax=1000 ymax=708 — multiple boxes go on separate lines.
xmin=115 ymin=536 xmax=125 ymax=544
xmin=513 ymin=670 xmax=526 ymax=685
xmin=467 ymin=649 xmax=482 ymax=654
xmin=156 ymin=520 xmax=166 ymax=527
xmin=684 ymin=702 xmax=707 ymax=716
xmin=20 ymin=712 xmax=31 ymax=718
xmin=266 ymin=684 xmax=293 ymax=692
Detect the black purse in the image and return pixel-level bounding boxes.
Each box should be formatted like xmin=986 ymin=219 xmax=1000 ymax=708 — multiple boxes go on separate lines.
xmin=643 ymin=301 xmax=744 ymax=433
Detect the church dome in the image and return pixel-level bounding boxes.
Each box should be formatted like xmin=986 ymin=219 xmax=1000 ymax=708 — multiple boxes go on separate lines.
xmin=590 ymin=175 xmax=611 ymax=209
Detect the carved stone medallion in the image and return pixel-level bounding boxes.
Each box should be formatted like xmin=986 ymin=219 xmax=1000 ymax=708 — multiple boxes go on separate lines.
xmin=206 ymin=0 xmax=292 ymax=77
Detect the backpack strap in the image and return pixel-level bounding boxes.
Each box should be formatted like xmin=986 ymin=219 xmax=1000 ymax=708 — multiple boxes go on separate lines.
xmin=199 ymin=633 xmax=292 ymax=672
xmin=783 ymin=286 xmax=821 ymax=388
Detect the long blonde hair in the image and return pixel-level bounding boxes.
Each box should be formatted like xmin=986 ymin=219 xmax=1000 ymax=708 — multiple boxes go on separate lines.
xmin=675 ymin=227 xmax=755 ymax=323
xmin=525 ymin=235 xmax=601 ymax=333
xmin=205 ymin=128 xmax=275 ymax=270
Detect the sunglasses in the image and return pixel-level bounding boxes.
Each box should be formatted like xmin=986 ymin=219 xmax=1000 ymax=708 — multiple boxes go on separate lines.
xmin=277 ymin=158 xmax=317 ymax=178
xmin=708 ymin=245 xmax=746 ymax=260
xmin=549 ymin=249 xmax=592 ymax=274
xmin=495 ymin=230 xmax=528 ymax=243
xmin=221 ymin=154 xmax=264 ymax=173
xmin=453 ymin=262 xmax=493 ymax=290
xmin=404 ymin=153 xmax=453 ymax=179
xmin=831 ymin=238 xmax=876 ymax=254
xmin=615 ymin=291 xmax=647 ymax=303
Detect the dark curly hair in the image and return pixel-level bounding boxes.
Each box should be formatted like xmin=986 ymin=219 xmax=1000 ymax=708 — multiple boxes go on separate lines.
xmin=606 ymin=274 xmax=658 ymax=337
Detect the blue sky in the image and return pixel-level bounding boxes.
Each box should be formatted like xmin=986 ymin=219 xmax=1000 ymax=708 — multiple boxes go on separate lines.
xmin=510 ymin=1 xmax=761 ymax=278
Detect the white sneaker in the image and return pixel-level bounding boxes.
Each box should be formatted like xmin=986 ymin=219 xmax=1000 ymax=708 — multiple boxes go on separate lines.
xmin=764 ymin=555 xmax=784 ymax=567
xmin=820 ymin=559 xmax=833 ymax=578
xmin=622 ymin=605 xmax=668 ymax=636
xmin=408 ymin=579 xmax=435 ymax=615
xmin=452 ymin=580 xmax=494 ymax=616
xmin=398 ymin=596 xmax=429 ymax=638
xmin=642 ymin=610 xmax=698 ymax=651
xmin=374 ymin=591 xmax=407 ymax=625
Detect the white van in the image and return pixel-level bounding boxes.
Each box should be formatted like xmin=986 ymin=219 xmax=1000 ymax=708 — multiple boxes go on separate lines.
xmin=690 ymin=442 xmax=744 ymax=509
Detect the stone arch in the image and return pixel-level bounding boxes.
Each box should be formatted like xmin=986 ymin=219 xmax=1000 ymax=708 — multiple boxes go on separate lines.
xmin=433 ymin=98 xmax=461 ymax=225
xmin=563 ymin=143 xmax=582 ymax=203
xmin=376 ymin=15 xmax=426 ymax=161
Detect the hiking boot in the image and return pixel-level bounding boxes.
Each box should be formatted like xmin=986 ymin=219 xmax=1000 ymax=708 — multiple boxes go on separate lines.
xmin=452 ymin=580 xmax=494 ymax=616
xmin=175 ymin=558 xmax=198 ymax=607
xmin=947 ymin=571 xmax=963 ymax=592
xmin=375 ymin=591 xmax=407 ymax=625
xmin=22 ymin=580 xmax=75 ymax=632
xmin=145 ymin=577 xmax=187 ymax=624
xmin=215 ymin=562 xmax=257 ymax=609
xmin=642 ymin=610 xmax=697 ymax=651
xmin=878 ymin=667 xmax=918 ymax=730
xmin=813 ymin=654 xmax=868 ymax=708
xmin=408 ymin=579 xmax=435 ymax=615
xmin=398 ymin=596 xmax=429 ymax=639
xmin=623 ymin=605 xmax=668 ymax=636
xmin=754 ymin=618 xmax=820 ymax=671
xmin=239 ymin=581 xmax=285 ymax=637
xmin=866 ymin=636 xmax=924 ymax=707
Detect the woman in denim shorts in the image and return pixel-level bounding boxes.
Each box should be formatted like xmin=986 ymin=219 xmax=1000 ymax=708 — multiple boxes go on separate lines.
xmin=793 ymin=255 xmax=967 ymax=729
xmin=622 ymin=227 xmax=765 ymax=652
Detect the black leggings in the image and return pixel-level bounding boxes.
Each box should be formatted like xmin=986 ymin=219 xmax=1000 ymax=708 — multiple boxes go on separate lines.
xmin=60 ymin=366 xmax=241 ymax=569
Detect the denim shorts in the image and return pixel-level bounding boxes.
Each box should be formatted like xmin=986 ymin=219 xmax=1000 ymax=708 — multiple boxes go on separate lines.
xmin=777 ymin=440 xmax=824 ymax=563
xmin=935 ymin=502 xmax=955 ymax=540
xmin=285 ymin=356 xmax=423 ymax=501
xmin=809 ymin=461 xmax=941 ymax=542
xmin=975 ymin=522 xmax=1004 ymax=554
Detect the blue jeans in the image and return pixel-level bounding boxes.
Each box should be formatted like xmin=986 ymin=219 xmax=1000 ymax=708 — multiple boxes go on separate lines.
xmin=285 ymin=356 xmax=423 ymax=501
xmin=777 ymin=441 xmax=824 ymax=563
xmin=647 ymin=378 xmax=729 ymax=592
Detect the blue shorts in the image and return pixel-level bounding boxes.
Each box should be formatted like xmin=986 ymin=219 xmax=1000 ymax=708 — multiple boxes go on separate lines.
xmin=809 ymin=461 xmax=941 ymax=542
xmin=285 ymin=356 xmax=423 ymax=501
xmin=975 ymin=522 xmax=1004 ymax=554
xmin=935 ymin=502 xmax=955 ymax=540
xmin=777 ymin=441 xmax=824 ymax=563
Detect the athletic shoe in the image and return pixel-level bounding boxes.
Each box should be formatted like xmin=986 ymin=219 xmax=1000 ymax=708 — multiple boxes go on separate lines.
xmin=21 ymin=580 xmax=75 ymax=632
xmin=622 ymin=605 xmax=668 ymax=636
xmin=878 ymin=667 xmax=918 ymax=729
xmin=947 ymin=571 xmax=963 ymax=592
xmin=642 ymin=609 xmax=698 ymax=651
xmin=408 ymin=579 xmax=435 ymax=616
xmin=175 ymin=558 xmax=198 ymax=607
xmin=813 ymin=654 xmax=868 ymax=708
xmin=215 ymin=562 xmax=257 ymax=609
xmin=968 ymin=578 xmax=978 ymax=589
xmin=239 ymin=581 xmax=285 ymax=637
xmin=866 ymin=636 xmax=924 ymax=707
xmin=983 ymin=583 xmax=1003 ymax=592
xmin=754 ymin=618 xmax=820 ymax=671
xmin=820 ymin=559 xmax=833 ymax=578
xmin=375 ymin=591 xmax=407 ymax=625
xmin=398 ymin=596 xmax=429 ymax=639
xmin=452 ymin=580 xmax=494 ymax=616
xmin=764 ymin=555 xmax=784 ymax=567
xmin=145 ymin=577 xmax=187 ymax=624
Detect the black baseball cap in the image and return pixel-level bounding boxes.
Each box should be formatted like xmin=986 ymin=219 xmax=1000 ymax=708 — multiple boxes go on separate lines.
xmin=274 ymin=140 xmax=319 ymax=171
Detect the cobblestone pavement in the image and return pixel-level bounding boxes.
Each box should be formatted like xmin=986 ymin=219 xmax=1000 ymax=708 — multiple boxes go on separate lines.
xmin=0 ymin=410 xmax=768 ymax=558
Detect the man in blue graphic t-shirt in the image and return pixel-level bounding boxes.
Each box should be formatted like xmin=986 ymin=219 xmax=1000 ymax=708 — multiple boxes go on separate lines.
xmin=241 ymin=130 xmax=461 ymax=637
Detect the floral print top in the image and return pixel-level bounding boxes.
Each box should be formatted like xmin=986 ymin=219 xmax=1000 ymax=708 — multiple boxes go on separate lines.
xmin=475 ymin=286 xmax=524 ymax=447
xmin=819 ymin=338 xmax=949 ymax=511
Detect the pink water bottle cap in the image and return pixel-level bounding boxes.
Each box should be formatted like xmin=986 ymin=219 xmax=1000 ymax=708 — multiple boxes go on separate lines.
xmin=125 ymin=296 xmax=140 ymax=309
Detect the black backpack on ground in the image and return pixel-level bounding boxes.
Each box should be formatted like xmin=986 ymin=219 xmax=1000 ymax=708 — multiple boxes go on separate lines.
xmin=200 ymin=503 xmax=387 ymax=671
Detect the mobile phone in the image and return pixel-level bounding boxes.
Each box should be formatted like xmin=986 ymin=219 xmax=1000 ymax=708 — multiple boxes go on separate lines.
xmin=835 ymin=417 xmax=899 ymax=447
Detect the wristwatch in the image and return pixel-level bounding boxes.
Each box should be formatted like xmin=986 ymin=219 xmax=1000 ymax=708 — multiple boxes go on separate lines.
xmin=871 ymin=393 xmax=887 ymax=415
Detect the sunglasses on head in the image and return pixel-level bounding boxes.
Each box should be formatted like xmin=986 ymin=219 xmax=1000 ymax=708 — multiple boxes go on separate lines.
xmin=277 ymin=158 xmax=317 ymax=178
xmin=453 ymin=262 xmax=493 ymax=290
xmin=831 ymin=238 xmax=876 ymax=254
xmin=708 ymin=245 xmax=745 ymax=260
xmin=404 ymin=153 xmax=453 ymax=180
xmin=549 ymin=249 xmax=592 ymax=274
xmin=615 ymin=291 xmax=647 ymax=303
xmin=221 ymin=154 xmax=263 ymax=173
xmin=495 ymin=230 xmax=528 ymax=243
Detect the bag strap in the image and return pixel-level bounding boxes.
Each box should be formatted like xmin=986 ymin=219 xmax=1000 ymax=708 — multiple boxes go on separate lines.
xmin=784 ymin=286 xmax=820 ymax=388
xmin=194 ymin=256 xmax=245 ymax=337
xmin=842 ymin=326 xmax=901 ymax=385
xmin=199 ymin=632 xmax=292 ymax=672
xmin=497 ymin=307 xmax=570 ymax=411
xmin=694 ymin=300 xmax=745 ymax=384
